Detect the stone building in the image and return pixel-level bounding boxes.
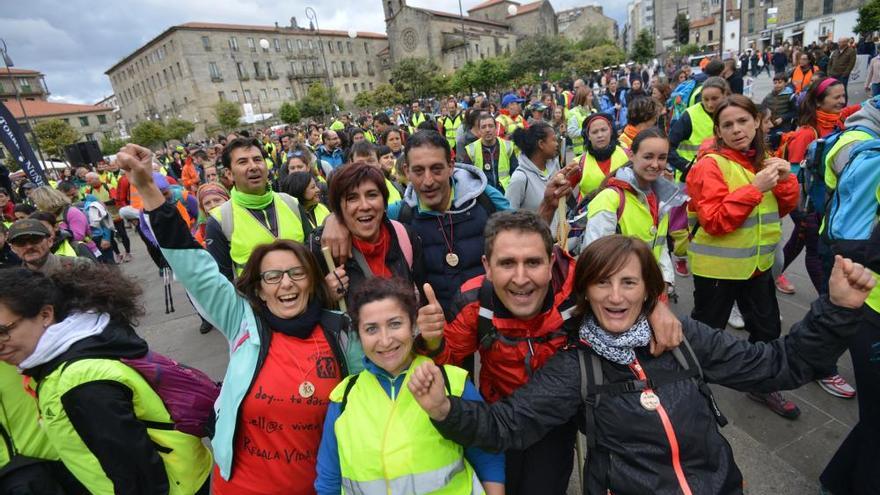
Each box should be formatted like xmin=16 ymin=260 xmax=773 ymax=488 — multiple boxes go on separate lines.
xmin=105 ymin=21 xmax=390 ymax=139
xmin=0 ymin=68 xmax=50 ymax=103
xmin=741 ymin=0 xmax=863 ymax=50
xmin=557 ymin=5 xmax=619 ymax=44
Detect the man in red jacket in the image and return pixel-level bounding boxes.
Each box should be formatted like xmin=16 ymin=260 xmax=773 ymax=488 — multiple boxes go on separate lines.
xmin=416 ymin=210 xmax=682 ymax=495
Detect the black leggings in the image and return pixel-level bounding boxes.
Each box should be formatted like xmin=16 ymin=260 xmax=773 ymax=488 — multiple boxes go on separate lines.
xmin=112 ymin=219 xmax=131 ymax=255
xmin=691 ymin=271 xmax=781 ymax=343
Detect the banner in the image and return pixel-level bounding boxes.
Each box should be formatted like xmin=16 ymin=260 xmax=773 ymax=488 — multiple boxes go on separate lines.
xmin=767 ymin=7 xmax=778 ymax=28
xmin=0 ymin=101 xmax=46 ymax=187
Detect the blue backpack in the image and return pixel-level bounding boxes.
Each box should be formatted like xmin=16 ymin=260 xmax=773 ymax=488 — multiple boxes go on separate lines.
xmin=802 ymin=126 xmax=879 ymax=216
xmin=823 ymin=139 xmax=880 ymax=249
xmin=668 ymin=80 xmax=697 ymax=124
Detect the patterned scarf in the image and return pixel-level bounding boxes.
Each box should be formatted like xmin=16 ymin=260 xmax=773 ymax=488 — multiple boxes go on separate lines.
xmin=578 ymin=315 xmax=651 ymax=365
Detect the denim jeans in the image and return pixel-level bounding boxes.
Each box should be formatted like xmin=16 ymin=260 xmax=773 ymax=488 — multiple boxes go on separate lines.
xmin=872 ymin=82 xmax=880 ymax=97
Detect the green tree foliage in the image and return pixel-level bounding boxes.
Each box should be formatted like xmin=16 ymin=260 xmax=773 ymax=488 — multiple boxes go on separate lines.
xmin=392 ymin=58 xmax=444 ymax=99
xmin=679 ymin=43 xmax=702 ymax=56
xmin=214 ymin=100 xmax=242 ymax=131
xmin=674 ymin=13 xmax=690 ymax=45
xmin=371 ymin=84 xmax=407 ymax=109
xmin=33 ymin=119 xmax=80 ymax=159
xmin=278 ymin=101 xmax=301 ymax=124
xmin=100 ymin=136 xmax=128 ymax=155
xmin=630 ymin=29 xmax=655 ymax=64
xmin=297 ymin=83 xmax=335 ymax=119
xmin=855 ymin=0 xmax=880 ymax=34
xmin=575 ymin=25 xmax=614 ymax=50
xmin=130 ymin=121 xmax=168 ymax=148
xmin=165 ymin=118 xmax=196 ymax=142
xmin=353 ymin=91 xmax=374 ymax=109
xmin=451 ymin=58 xmax=512 ymax=93
xmin=567 ymin=45 xmax=627 ymax=75
xmin=509 ymin=35 xmax=575 ymax=77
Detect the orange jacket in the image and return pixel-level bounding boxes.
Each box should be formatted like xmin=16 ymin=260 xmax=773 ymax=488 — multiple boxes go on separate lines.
xmin=686 ymin=143 xmax=799 ymax=237
xmin=181 ymin=158 xmax=200 ymax=193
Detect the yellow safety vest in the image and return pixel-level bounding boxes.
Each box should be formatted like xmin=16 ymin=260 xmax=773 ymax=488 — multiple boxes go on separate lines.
xmin=0 ymin=362 xmax=58 ymax=470
xmin=465 ymin=139 xmax=514 ymax=190
xmin=569 ymin=106 xmax=591 ymax=156
xmin=385 ymin=178 xmax=402 ymax=204
xmin=307 ymin=202 xmax=331 ymax=229
xmin=687 ymin=154 xmax=782 ymax=279
xmin=496 ymin=113 xmax=525 ymax=138
xmin=588 ymin=186 xmax=668 ymax=263
xmin=824 ymin=129 xmax=875 ymax=190
xmin=331 ymin=355 xmax=483 ymax=495
xmin=577 ymin=146 xmax=630 ymax=197
xmin=364 ymin=130 xmax=377 ymax=143
xmin=211 ymin=194 xmax=305 ymax=276
xmin=32 ymin=359 xmax=212 ymax=494
xmin=410 ymin=112 xmax=426 ymax=130
xmin=442 ymin=114 xmax=463 ymax=149
xmin=54 ymin=239 xmax=79 ymax=258
xmin=676 ymin=103 xmax=714 ymax=164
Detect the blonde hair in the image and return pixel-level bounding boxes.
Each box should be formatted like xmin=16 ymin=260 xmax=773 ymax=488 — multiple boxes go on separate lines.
xmin=30 ymin=186 xmax=71 ymax=215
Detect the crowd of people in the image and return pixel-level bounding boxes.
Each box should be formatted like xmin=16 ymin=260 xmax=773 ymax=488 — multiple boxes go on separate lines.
xmin=0 ymin=35 xmax=879 ymax=495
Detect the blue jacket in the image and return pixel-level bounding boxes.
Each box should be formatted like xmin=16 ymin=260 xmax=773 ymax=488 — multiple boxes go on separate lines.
xmin=314 ymin=358 xmax=505 ymax=494
xmin=315 ymin=145 xmax=345 ymax=170
xmin=598 ymin=89 xmax=628 ymax=129
xmin=387 ymin=163 xmax=510 ymax=308
xmin=146 ymin=202 xmax=364 ymax=481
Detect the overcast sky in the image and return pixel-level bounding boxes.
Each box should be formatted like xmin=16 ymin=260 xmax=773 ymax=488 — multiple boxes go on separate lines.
xmin=0 ymin=0 xmax=626 ymax=105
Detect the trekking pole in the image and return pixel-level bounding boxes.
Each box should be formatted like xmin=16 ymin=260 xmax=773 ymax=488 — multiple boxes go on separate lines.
xmin=576 ymin=432 xmax=585 ymax=489
xmin=162 ymin=267 xmax=171 ymax=314
xmin=167 ymin=267 xmax=175 ymax=313
xmin=321 ymin=246 xmax=347 ymax=312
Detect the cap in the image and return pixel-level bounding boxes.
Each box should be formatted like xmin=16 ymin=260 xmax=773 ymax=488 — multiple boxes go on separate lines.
xmin=501 ymin=93 xmax=526 ymax=108
xmin=21 ymin=182 xmax=37 ymax=190
xmin=7 ymin=218 xmax=50 ymax=241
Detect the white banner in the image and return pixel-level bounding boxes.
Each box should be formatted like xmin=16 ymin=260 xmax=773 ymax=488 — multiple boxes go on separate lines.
xmin=849 ymin=54 xmax=869 ymax=85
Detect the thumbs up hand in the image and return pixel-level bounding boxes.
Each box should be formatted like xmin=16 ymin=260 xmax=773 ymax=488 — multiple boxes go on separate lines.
xmin=417 ymin=284 xmax=445 ymax=350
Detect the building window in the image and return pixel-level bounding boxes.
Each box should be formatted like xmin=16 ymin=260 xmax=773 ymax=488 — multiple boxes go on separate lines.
xmin=237 ymin=62 xmax=247 ymax=78
xmin=313 ymin=61 xmax=319 ymax=73
xmin=260 ymin=89 xmax=268 ymax=101
xmin=344 ymin=83 xmax=350 ymax=93
xmin=267 ymin=61 xmax=275 ymax=77
xmin=286 ymin=87 xmax=293 ymax=98
xmin=210 ymin=62 xmax=222 ymax=80
xmin=347 ymin=41 xmax=353 ymax=54
xmin=79 ymin=116 xmax=89 ymax=127
xmin=302 ymin=62 xmax=309 ymax=74
xmin=62 ymin=118 xmax=70 ymax=124
xmin=287 ymin=39 xmax=293 ymax=51
xmin=708 ymin=30 xmax=713 ymax=41
xmin=351 ymin=61 xmax=358 ymax=76
xmin=202 ymin=36 xmax=211 ymax=51
xmin=176 ymin=63 xmax=182 ymax=77
xmin=748 ymin=13 xmax=754 ymax=33
xmin=795 ymin=0 xmax=804 ymax=21
xmin=308 ymin=40 xmax=314 ymax=50
xmin=247 ymin=37 xmax=256 ymax=51
xmin=367 ymin=61 xmax=374 ymax=76
xmin=253 ymin=61 xmax=262 ymax=77
xmin=163 ymin=69 xmax=169 ymax=84
xmin=229 ymin=37 xmax=239 ymax=51
xmin=328 ymin=41 xmax=334 ymax=53
xmin=274 ymin=38 xmax=281 ymax=52
xmin=748 ymin=0 xmax=754 ymax=7
xmin=98 ymin=114 xmax=108 ymax=124
xmin=273 ymin=88 xmax=280 ymax=99
xmin=244 ymin=89 xmax=252 ymax=102
xmin=337 ymin=41 xmax=343 ymax=52
xmin=298 ymin=39 xmax=304 ymax=51
xmin=369 ymin=82 xmax=373 ymax=90
xmin=364 ymin=42 xmax=369 ymax=54
xmin=342 ymin=62 xmax=350 ymax=77
xmin=823 ymin=0 xmax=833 ymax=14
xmin=85 ymin=133 xmax=95 ymax=141
xmin=332 ymin=62 xmax=339 ymax=77
xmin=218 ymin=91 xmax=226 ymax=101
xmin=231 ymin=90 xmax=239 ymax=102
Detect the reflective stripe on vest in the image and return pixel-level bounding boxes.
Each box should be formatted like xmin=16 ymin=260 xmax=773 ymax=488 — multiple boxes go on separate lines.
xmin=55 ymin=239 xmax=78 ymax=258
xmin=590 ymin=187 xmax=669 ymax=261
xmin=687 ymin=154 xmax=781 ymax=279
xmin=569 ymin=106 xmax=590 ymax=155
xmin=35 ymin=359 xmax=212 ymax=494
xmin=331 ymin=355 xmax=483 ymax=495
xmin=677 ymin=104 xmax=714 ymax=162
xmin=411 ymin=112 xmax=426 ymax=128
xmin=212 ymin=193 xmax=305 ymax=275
xmin=443 ymin=114 xmax=463 ymax=148
xmin=466 ymin=139 xmax=513 ymax=188
xmin=577 ymin=146 xmax=630 ymax=197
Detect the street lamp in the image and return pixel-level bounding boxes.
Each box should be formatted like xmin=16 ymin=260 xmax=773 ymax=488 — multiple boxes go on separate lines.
xmin=305 ymin=6 xmax=335 ymax=119
xmin=0 ymin=38 xmax=48 ymax=171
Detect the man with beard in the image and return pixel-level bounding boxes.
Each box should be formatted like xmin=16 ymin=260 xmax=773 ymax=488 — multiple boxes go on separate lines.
xmin=7 ymin=219 xmax=91 ymax=274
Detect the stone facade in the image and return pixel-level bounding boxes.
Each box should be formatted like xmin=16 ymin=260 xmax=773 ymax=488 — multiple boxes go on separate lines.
xmin=105 ymin=22 xmax=390 ymax=139
xmin=557 ymin=6 xmax=619 ymax=44
xmin=741 ymin=0 xmax=863 ymax=50
xmin=0 ymin=68 xmax=49 ymax=103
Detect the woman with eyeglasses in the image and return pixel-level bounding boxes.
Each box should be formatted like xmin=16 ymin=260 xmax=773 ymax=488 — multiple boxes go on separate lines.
xmin=115 ymin=143 xmax=364 ymax=495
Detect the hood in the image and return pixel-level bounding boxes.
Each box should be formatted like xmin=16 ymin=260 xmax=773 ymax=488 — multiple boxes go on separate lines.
xmin=402 ymin=163 xmax=488 ymax=214
xmin=844 ymin=98 xmax=880 ymax=134
xmin=776 ymin=86 xmax=794 ymax=96
xmin=516 ymin=154 xmax=560 ymax=182
xmin=696 ymin=142 xmax=758 ymax=173
xmin=611 ymin=166 xmax=688 ymax=216
xmin=23 ymin=318 xmax=148 ymax=380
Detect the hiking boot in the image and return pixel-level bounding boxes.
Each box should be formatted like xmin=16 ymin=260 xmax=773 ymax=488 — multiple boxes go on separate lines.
xmin=775 ymin=274 xmax=796 ymax=294
xmin=199 ymin=320 xmax=214 ymax=335
xmin=816 ymin=374 xmax=856 ymax=399
xmin=674 ymin=257 xmax=690 ymax=277
xmin=727 ymin=303 xmax=745 ymax=329
xmin=748 ymin=391 xmax=801 ymax=419
xmin=122 ymin=253 xmax=133 ymax=263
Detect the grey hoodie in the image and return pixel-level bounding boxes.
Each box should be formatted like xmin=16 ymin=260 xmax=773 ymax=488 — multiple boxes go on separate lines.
xmin=396 ymin=162 xmax=501 ymax=216
xmin=505 ymin=154 xmax=560 ymax=211
xmin=831 ymin=101 xmax=880 ymax=175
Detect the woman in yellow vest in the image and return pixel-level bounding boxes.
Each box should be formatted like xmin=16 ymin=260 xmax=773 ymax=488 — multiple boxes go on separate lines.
xmin=566 ymin=87 xmax=598 ymax=156
xmin=315 ymin=277 xmax=505 ymax=495
xmin=582 ymin=128 xmax=686 ymax=289
xmin=686 ymin=94 xmax=802 ymax=419
xmin=576 ymin=113 xmax=630 ymax=198
xmin=283 ymin=172 xmax=330 ymax=230
xmin=0 ymin=266 xmax=213 ymax=494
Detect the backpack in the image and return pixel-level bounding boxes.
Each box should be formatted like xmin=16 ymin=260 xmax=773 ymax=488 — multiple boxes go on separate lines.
xmin=822 ymin=139 xmax=880 ymax=255
xmin=120 ymin=351 xmax=221 ymax=438
xmin=566 ymin=185 xmax=626 ymax=253
xmin=801 ymin=126 xmax=880 ymax=216
xmin=351 ymin=220 xmax=413 ymax=276
xmin=668 ymin=80 xmax=697 ymax=124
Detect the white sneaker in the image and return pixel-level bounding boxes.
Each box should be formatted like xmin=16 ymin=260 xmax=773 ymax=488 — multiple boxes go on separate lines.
xmin=728 ymin=303 xmax=745 ymax=329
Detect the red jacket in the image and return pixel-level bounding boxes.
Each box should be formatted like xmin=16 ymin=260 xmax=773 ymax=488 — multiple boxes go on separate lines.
xmin=116 ymin=175 xmax=130 ymax=207
xmin=686 ymin=143 xmax=799 ymax=237
xmin=426 ymin=248 xmax=576 ymax=403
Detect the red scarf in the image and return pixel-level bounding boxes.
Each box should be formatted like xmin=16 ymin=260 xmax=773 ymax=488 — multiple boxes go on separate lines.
xmin=816 ymin=110 xmax=841 ymax=137
xmin=622 ymin=125 xmax=639 ymax=144
xmin=352 ymin=224 xmax=392 ymax=278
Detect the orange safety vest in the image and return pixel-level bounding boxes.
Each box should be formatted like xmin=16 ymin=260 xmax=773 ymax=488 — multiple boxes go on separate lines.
xmin=129 ymin=185 xmax=193 ymax=229
xmin=791 ymin=65 xmax=819 ymax=93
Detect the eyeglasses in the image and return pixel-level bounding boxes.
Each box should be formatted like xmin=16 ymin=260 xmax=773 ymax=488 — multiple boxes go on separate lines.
xmin=260 ymin=268 xmax=308 ymax=284
xmin=0 ymin=318 xmax=23 ymax=343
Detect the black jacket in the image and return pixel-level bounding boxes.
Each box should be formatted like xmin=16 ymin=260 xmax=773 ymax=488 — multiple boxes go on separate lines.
xmin=431 ymin=297 xmax=860 ymax=494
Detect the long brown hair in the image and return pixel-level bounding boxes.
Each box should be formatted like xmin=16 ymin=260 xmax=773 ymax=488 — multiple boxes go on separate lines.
xmin=712 ymin=95 xmax=767 ymax=169
xmin=798 ymin=76 xmax=843 ymax=128
xmin=234 ymin=240 xmax=334 ymax=313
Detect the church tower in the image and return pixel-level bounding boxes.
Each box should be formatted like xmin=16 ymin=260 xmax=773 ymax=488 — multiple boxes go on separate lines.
xmin=384 ymin=0 xmax=405 ymax=20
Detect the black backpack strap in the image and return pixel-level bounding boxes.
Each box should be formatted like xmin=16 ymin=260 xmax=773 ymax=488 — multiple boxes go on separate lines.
xmin=475 ymin=192 xmax=498 ymax=216
xmin=676 ymin=335 xmax=728 ymax=427
xmin=578 ymin=348 xmax=603 ymax=449
xmin=397 ymin=203 xmax=414 ymax=224
xmin=437 ymin=364 xmax=453 ymax=396
xmin=339 ymin=374 xmax=360 ymax=414
xmin=476 ymin=279 xmax=496 ymax=350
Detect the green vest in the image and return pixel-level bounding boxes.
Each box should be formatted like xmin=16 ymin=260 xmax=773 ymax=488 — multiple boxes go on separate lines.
xmin=465 ymin=139 xmax=514 ymax=189
xmin=364 ymin=130 xmax=377 ymax=143
xmin=588 ymin=187 xmax=669 ymax=262
xmin=32 ymin=359 xmax=212 ymax=494
xmin=0 ymin=363 xmax=58 ymax=471
xmin=410 ymin=112 xmax=427 ymax=130
xmin=54 ymin=239 xmax=78 ymax=258
xmin=688 ymin=154 xmax=782 ymax=279
xmin=688 ymin=85 xmax=703 ymax=107
xmin=385 ymin=178 xmax=402 ymax=204
xmin=307 ymin=202 xmax=331 ymax=229
xmin=569 ymin=106 xmax=590 ymax=156
xmin=577 ymin=146 xmax=630 ymax=197
xmin=330 ymin=120 xmax=345 ymax=131
xmin=331 ymin=355 xmax=483 ymax=495
xmin=676 ymin=104 xmax=715 ymax=163
xmin=442 ymin=114 xmax=463 ymax=149
xmin=211 ymin=193 xmax=305 ymax=276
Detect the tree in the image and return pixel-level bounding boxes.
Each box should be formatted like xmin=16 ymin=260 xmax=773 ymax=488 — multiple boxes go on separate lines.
xmin=567 ymin=45 xmax=627 ymax=75
xmin=370 ymin=84 xmax=407 ymax=109
xmin=100 ymin=136 xmax=128 ymax=155
xmin=353 ymin=91 xmax=374 ymax=109
xmin=630 ymin=29 xmax=655 ymax=64
xmin=679 ymin=43 xmax=702 ymax=56
xmin=674 ymin=13 xmax=690 ymax=45
xmin=391 ymin=58 xmax=443 ymax=99
xmin=509 ymin=35 xmax=575 ymax=77
xmin=855 ymin=0 xmax=880 ymax=34
xmin=165 ymin=118 xmax=196 ymax=142
xmin=278 ymin=101 xmax=301 ymax=124
xmin=32 ymin=119 xmax=79 ymax=159
xmin=131 ymin=121 xmax=168 ymax=148
xmin=575 ymin=25 xmax=614 ymax=50
xmin=214 ymin=100 xmax=242 ymax=131
xmin=297 ymin=83 xmax=335 ymax=119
